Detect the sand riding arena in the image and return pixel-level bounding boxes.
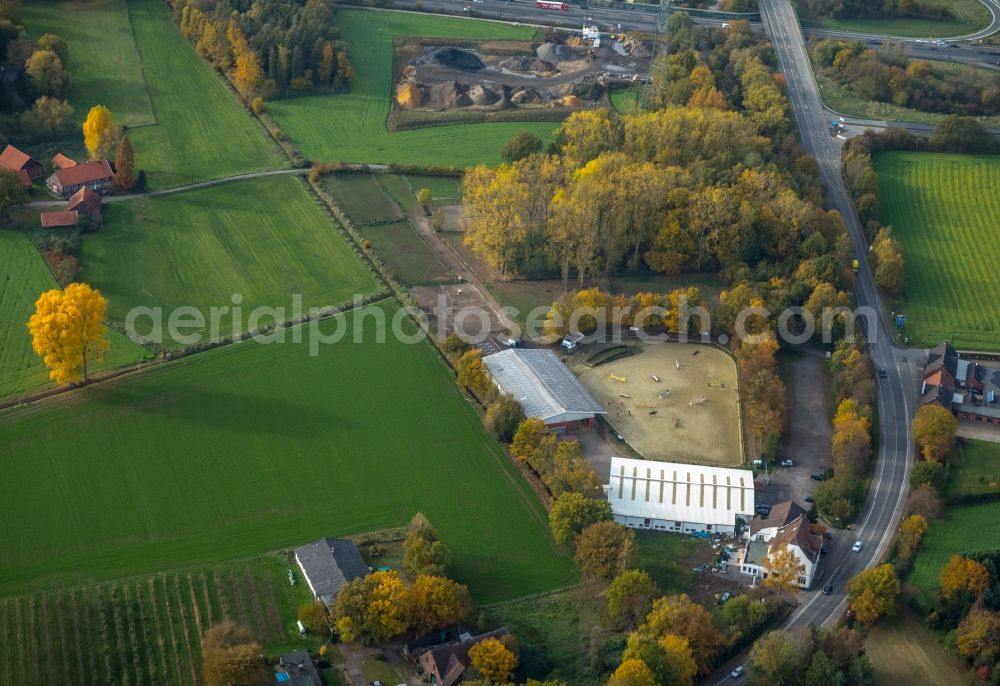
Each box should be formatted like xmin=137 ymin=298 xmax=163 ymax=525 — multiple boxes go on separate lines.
xmin=576 ymin=342 xmax=743 ymax=466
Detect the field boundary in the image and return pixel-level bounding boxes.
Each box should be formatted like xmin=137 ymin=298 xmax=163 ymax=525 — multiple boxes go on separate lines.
xmin=121 ymin=0 xmax=158 ymax=128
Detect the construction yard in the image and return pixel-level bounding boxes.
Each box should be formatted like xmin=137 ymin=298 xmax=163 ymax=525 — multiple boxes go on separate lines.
xmin=576 ymin=342 xmax=743 ymax=466
xmin=391 ymin=35 xmax=651 ymax=127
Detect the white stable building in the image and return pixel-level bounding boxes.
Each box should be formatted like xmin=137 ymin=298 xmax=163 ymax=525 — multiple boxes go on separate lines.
xmin=482 ymin=348 xmax=606 ymax=431
xmin=606 ymin=456 xmax=755 ymax=536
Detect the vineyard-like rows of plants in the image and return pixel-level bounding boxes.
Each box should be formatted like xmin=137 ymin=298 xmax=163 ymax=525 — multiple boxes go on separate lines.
xmin=0 ymin=562 xmax=300 ymax=686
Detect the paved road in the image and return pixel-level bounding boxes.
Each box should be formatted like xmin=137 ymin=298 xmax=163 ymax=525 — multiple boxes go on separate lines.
xmin=703 ymin=1 xmax=924 ymax=682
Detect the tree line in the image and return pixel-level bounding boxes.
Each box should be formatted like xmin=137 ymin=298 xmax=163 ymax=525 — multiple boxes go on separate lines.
xmin=801 ymin=0 xmax=952 ymax=20
xmin=813 ymin=39 xmax=1000 ymax=117
xmin=172 ymin=0 xmax=354 ymax=101
xmin=463 ymin=17 xmax=842 ymax=291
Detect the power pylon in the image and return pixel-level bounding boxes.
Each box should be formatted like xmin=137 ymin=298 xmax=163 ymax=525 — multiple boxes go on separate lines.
xmin=639 ymin=0 xmax=671 ymax=109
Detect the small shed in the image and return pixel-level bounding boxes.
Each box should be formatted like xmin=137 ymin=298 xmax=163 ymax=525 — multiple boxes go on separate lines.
xmin=0 ymin=144 xmax=44 ymax=180
xmin=40 ymin=210 xmax=79 ymax=228
xmin=67 ymin=186 xmax=103 ymax=215
xmin=294 ymin=538 xmax=369 ymax=608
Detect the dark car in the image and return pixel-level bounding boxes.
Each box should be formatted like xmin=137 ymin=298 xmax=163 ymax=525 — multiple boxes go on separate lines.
xmin=755 ymin=504 xmax=772 ymax=516
xmin=804 ymin=495 xmax=815 ymax=503
xmin=823 ymin=583 xmax=833 ymax=595
xmin=811 ymin=472 xmax=826 ymax=481
xmin=878 ymin=367 xmax=888 ymax=378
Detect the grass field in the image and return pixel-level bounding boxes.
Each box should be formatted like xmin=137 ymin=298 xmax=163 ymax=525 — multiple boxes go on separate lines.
xmin=795 ymin=0 xmax=990 ymax=37
xmin=875 ymin=152 xmax=1000 ymax=351
xmin=946 ymin=439 xmax=1000 ymax=499
xmin=0 ymin=232 xmax=152 ymax=400
xmin=81 ymin=176 xmax=378 ymax=345
xmin=0 ymin=556 xmax=310 ymax=686
xmin=0 ymin=300 xmax=574 ymax=602
xmin=865 ymin=609 xmax=967 ymax=686
xmin=22 ymin=0 xmax=155 ymax=127
xmin=267 ymin=10 xmax=557 ymax=166
xmin=360 ymin=221 xmax=451 ymax=285
xmin=406 ymin=175 xmax=462 ymax=204
xmin=321 ymin=174 xmax=403 ymax=225
xmin=125 ymin=0 xmax=285 ymax=186
xmin=610 ymin=85 xmax=643 ymax=114
xmin=633 ymin=531 xmax=707 ymax=594
xmin=910 ymin=501 xmax=1000 ymax=594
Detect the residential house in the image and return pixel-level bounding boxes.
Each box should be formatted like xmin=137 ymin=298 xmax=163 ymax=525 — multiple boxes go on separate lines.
xmin=481 ymin=348 xmax=606 ymax=430
xmin=920 ymin=342 xmax=1000 ymax=426
xmin=407 ymin=627 xmax=510 ymax=686
xmin=294 ymin=538 xmax=369 ymax=608
xmin=606 ymin=456 xmax=755 ymax=536
xmin=66 ymin=186 xmax=103 ymax=215
xmin=738 ymin=503 xmax=823 ymax=589
xmin=266 ymin=650 xmax=322 ymax=686
xmin=0 ymin=144 xmax=43 ymax=180
xmin=46 ymin=160 xmax=113 ymax=198
xmin=40 ymin=210 xmax=78 ymax=229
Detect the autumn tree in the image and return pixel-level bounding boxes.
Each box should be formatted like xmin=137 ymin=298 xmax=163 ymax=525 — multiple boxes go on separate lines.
xmin=846 ymin=564 xmax=899 ymax=625
xmin=543 ymin=439 xmax=602 ymax=498
xmin=462 ymin=164 xmax=529 ymax=280
xmin=26 ymin=49 xmax=68 ymax=96
xmin=912 ymin=404 xmax=958 ymax=462
xmin=37 ymin=33 xmax=68 ymax=62
xmin=606 ymin=569 xmax=657 ymax=631
xmin=484 ymin=395 xmax=525 ymax=443
xmin=468 ymin=637 xmax=517 ymax=683
xmin=502 ymin=130 xmax=544 ymax=164
xmin=24 ymin=96 xmax=73 ymax=134
xmin=955 ymin=608 xmax=1000 ymax=662
xmin=905 ymin=484 xmax=943 ymax=520
xmin=512 ymin=417 xmax=549 ymax=463
xmin=201 ymin=621 xmax=266 ymax=686
xmin=456 ymin=348 xmax=496 ymax=401
xmin=82 ymin=105 xmax=121 ymax=160
xmin=297 ymin=602 xmax=329 ymax=634
xmin=872 ymin=227 xmax=905 ymax=297
xmin=642 ymin=594 xmax=723 ymax=675
xmin=556 ymin=109 xmax=623 ymax=168
xmin=548 ymin=491 xmax=612 ymax=545
xmin=409 ymin=575 xmax=472 ymax=636
xmin=227 ymin=22 xmax=266 ymax=101
xmin=763 ymin=544 xmax=804 ymax=594
xmin=608 ymin=658 xmax=657 ymax=686
xmin=575 ymin=521 xmax=636 ymax=580
xmin=0 ymin=168 xmax=29 ymax=218
xmin=403 ymin=512 xmax=451 ymax=577
xmin=831 ymin=399 xmax=871 ymax=474
xmin=27 ymin=283 xmax=109 ymax=385
xmin=113 ymin=135 xmax=135 ymax=191
xmin=747 ymin=629 xmax=810 ymax=686
xmin=333 ymin=570 xmax=411 ymax=643
xmin=939 ymin=555 xmax=991 ymax=599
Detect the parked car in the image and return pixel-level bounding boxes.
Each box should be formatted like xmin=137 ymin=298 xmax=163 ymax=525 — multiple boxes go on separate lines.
xmin=878 ymin=367 xmax=888 ymax=378
xmin=718 ymin=591 xmax=732 ymax=605
xmin=823 ymin=583 xmax=833 ymax=595
xmin=804 ymin=495 xmax=815 ymax=503
xmin=853 ymin=540 xmax=864 ymax=553
xmin=780 ymin=459 xmax=794 ymax=467
xmin=755 ymin=504 xmax=772 ymax=516
xmin=731 ymin=665 xmax=745 ymax=678
xmin=811 ymin=472 xmax=826 ymax=481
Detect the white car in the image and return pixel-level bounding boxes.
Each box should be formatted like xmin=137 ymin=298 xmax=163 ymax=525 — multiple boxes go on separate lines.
xmin=731 ymin=665 xmax=745 ymax=678
xmin=853 ymin=540 xmax=863 ymax=553
xmin=780 ymin=459 xmax=794 ymax=467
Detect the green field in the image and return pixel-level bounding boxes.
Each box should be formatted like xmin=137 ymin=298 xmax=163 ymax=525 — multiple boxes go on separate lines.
xmin=22 ymin=0 xmax=154 ymax=127
xmin=0 ymin=300 xmax=574 ymax=601
xmin=407 ymin=175 xmax=462 ymax=204
xmin=865 ymin=609 xmax=966 ymax=686
xmin=268 ymin=10 xmax=557 ymax=166
xmin=945 ymin=439 xmax=1000 ymax=499
xmin=875 ymin=152 xmax=1000 ymax=350
xmin=910 ymin=501 xmax=1000 ymax=594
xmin=610 ymin=85 xmax=643 ymax=114
xmin=360 ymin=221 xmax=450 ymax=286
xmin=795 ymin=0 xmax=990 ymax=37
xmin=0 ymin=232 xmax=151 ymax=400
xmin=81 ymin=176 xmax=378 ymax=345
xmin=0 ymin=557 xmax=309 ymax=686
xmin=321 ymin=174 xmax=403 ymax=225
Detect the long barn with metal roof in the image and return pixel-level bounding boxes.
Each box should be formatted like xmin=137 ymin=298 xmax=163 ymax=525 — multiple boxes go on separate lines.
xmin=606 ymin=456 xmax=755 ymax=536
xmin=482 ymin=348 xmax=606 ymax=430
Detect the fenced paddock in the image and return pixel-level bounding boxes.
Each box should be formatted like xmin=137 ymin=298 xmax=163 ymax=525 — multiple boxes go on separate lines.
xmin=577 ymin=342 xmax=742 ymax=466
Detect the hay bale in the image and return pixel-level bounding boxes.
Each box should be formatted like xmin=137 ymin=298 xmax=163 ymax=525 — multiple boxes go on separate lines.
xmin=396 ymin=83 xmax=423 ymax=108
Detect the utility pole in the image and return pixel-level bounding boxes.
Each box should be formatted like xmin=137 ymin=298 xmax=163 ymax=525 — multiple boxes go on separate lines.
xmin=640 ymin=0 xmax=670 ymax=109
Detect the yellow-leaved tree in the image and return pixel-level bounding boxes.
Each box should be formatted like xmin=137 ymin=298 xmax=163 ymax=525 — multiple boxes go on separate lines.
xmin=763 ymin=544 xmax=804 ymax=595
xmin=468 ymin=637 xmax=517 ymax=684
xmin=608 ymin=658 xmax=657 ymax=686
xmin=939 ymin=555 xmax=991 ymax=599
xmin=82 ymin=105 xmax=121 ymax=160
xmin=332 ymin=570 xmax=411 ymax=643
xmin=27 ymin=282 xmax=109 ymax=385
